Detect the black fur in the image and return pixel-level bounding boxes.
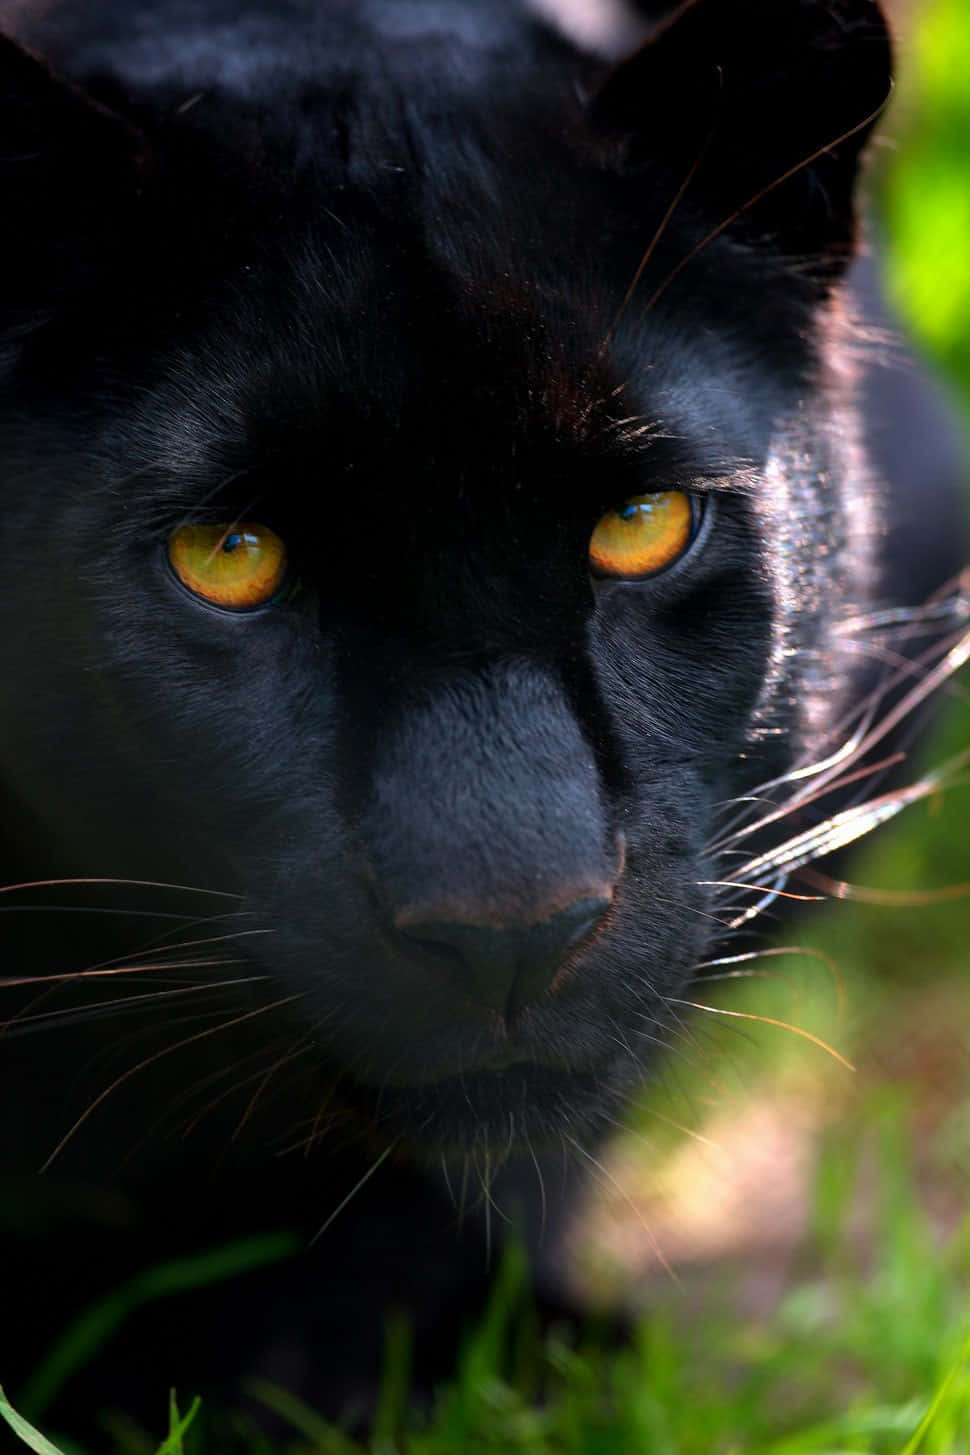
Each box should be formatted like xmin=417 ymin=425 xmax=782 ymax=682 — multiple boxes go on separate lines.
xmin=0 ymin=0 xmax=962 ymax=1433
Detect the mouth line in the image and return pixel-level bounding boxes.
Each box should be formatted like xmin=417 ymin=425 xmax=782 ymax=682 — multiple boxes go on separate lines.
xmin=372 ymin=1045 xmax=570 ymax=1088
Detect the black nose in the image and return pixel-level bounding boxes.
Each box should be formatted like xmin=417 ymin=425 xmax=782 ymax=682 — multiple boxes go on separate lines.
xmin=395 ymin=896 xmax=610 ymax=1019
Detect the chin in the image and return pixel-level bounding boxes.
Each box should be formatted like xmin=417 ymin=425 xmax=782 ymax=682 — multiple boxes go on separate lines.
xmin=346 ymin=1058 xmax=637 ymax=1161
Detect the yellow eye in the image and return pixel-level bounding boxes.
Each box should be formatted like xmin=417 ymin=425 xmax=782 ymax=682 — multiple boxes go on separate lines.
xmin=167 ymin=522 xmax=288 ymax=609
xmin=588 ymin=491 xmax=694 ymax=579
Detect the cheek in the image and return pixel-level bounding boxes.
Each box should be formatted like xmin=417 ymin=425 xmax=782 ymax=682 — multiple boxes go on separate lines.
xmin=588 ymin=575 xmax=774 ymax=764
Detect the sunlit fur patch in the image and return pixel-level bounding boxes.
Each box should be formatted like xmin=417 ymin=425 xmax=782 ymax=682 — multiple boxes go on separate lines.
xmin=702 ymin=575 xmax=970 ymax=931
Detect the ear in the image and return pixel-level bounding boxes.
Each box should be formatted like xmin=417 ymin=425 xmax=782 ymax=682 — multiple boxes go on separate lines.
xmin=589 ymin=0 xmax=891 ymax=276
xmin=0 ymin=32 xmax=151 ymax=330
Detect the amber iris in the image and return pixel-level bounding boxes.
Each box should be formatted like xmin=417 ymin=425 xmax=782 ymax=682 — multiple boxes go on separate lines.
xmin=168 ymin=522 xmax=288 ymax=609
xmin=588 ymin=491 xmax=693 ymax=578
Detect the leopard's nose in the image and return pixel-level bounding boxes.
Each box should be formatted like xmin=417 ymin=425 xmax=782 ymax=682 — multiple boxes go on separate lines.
xmin=394 ymin=895 xmax=610 ymax=1020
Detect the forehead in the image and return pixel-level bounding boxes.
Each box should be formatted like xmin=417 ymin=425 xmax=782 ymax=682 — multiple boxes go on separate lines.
xmin=97 ymin=70 xmax=808 ymax=523
xmin=127 ymin=246 xmax=766 ymax=531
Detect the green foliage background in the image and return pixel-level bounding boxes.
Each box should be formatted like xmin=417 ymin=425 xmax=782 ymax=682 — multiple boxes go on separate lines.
xmin=886 ymin=0 xmax=970 ymax=403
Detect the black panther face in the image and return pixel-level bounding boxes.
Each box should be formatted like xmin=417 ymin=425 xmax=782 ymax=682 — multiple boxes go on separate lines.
xmin=0 ymin=0 xmax=892 ymax=1171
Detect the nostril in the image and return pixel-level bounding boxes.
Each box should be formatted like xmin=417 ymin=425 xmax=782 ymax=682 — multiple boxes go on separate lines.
xmin=394 ymin=895 xmax=611 ymax=1018
xmin=398 ymin=933 xmax=464 ymax=969
xmin=507 ymin=896 xmax=609 ymax=1015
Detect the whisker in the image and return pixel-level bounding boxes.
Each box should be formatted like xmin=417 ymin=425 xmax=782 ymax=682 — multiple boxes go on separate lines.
xmin=301 ymin=1084 xmax=340 ymax=1161
xmin=833 ymin=636 xmax=970 ymax=706
xmin=562 ymin=1131 xmax=676 ymax=1280
xmin=524 ymin=1131 xmax=548 ymax=1243
xmin=707 ymin=751 xmax=906 ymax=857
xmin=309 ymin=1143 xmax=396 ymax=1246
xmin=642 ymin=88 xmax=893 ymax=317
xmin=118 ymin=1039 xmax=291 ymax=1168
xmin=694 ymin=944 xmax=846 ymax=1013
xmin=0 ymin=955 xmax=250 ymax=991
xmin=440 ymin=1155 xmax=458 ymax=1213
xmin=72 ymin=925 xmax=271 ymax=977
xmin=602 ymin=1106 xmax=724 ymax=1156
xmin=103 ymin=925 xmax=268 ymax=957
xmin=0 ymin=912 xmax=260 ymax=1028
xmin=797 ymin=866 xmax=970 ymax=909
xmin=0 ymin=876 xmax=242 ymax=898
xmin=39 ymin=993 xmax=304 ymax=1170
xmin=784 ymin=625 xmax=970 ymax=806
xmin=1 ymin=953 xmax=254 ymax=1037
xmin=0 ymin=905 xmax=207 ymax=920
xmin=693 ymin=968 xmax=802 ymax=1011
xmin=597 ymin=115 xmax=716 ymax=359
xmin=626 ymin=1016 xmax=674 ymax=1057
xmin=666 ymin=998 xmax=854 ymax=1070
xmin=722 ymin=871 xmax=790 ymax=929
xmin=710 ymin=606 xmax=969 ymax=855
xmin=820 ymin=623 xmax=970 ymax=757
xmin=835 ymin=573 xmax=970 ymax=638
xmin=733 ymin=748 xmax=970 ymax=891
xmin=481 ymin=1148 xmax=493 ymax=1266
xmin=173 ymin=1036 xmax=313 ymax=1143
xmin=45 ymin=919 xmax=261 ymax=994
xmin=0 ymin=975 xmax=267 ymax=1038
xmin=632 ymin=1014 xmax=703 ymax=1060
xmin=231 ymin=1037 xmax=316 ymax=1143
xmin=698 ymin=880 xmax=825 ymax=904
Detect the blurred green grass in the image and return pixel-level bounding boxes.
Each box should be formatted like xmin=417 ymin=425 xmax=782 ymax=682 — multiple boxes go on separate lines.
xmin=6 ymin=0 xmax=970 ymax=1449
xmin=9 ymin=1114 xmax=970 ymax=1454
xmin=886 ymin=0 xmax=970 ymax=403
